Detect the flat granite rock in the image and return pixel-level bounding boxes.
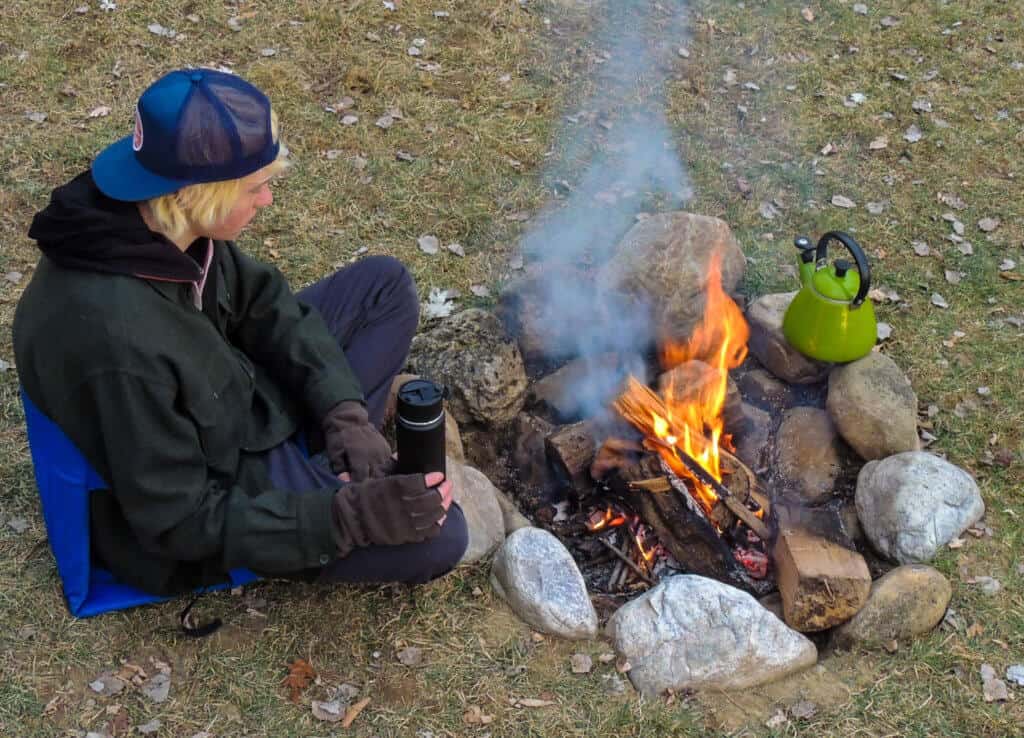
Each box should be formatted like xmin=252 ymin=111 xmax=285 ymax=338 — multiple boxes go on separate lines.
xmin=491 ymin=528 xmax=597 ymax=640
xmin=856 ymin=452 xmax=984 ymax=564
xmin=607 ymin=575 xmax=817 ymax=696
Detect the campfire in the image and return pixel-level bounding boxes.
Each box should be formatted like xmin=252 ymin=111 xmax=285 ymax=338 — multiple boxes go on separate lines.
xmin=539 ymin=254 xmax=777 ymax=596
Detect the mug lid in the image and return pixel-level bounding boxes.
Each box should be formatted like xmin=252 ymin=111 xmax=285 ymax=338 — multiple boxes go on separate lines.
xmin=397 ymin=379 xmax=446 ymax=423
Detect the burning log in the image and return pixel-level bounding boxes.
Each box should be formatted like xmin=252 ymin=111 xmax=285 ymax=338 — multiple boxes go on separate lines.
xmin=772 ymin=528 xmax=871 ymax=632
xmin=545 ymin=420 xmax=599 ymax=493
xmin=653 ymin=439 xmax=771 ymax=541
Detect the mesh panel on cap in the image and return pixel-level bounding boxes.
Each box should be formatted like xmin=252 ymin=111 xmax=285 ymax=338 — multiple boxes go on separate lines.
xmin=206 ymin=79 xmax=272 ymax=159
xmin=173 ymin=75 xmax=272 ymax=170
xmin=175 ymin=86 xmax=235 ymax=168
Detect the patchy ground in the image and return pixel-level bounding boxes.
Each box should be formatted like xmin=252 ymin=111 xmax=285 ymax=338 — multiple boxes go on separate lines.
xmin=1 ymin=1 xmax=1022 ymax=736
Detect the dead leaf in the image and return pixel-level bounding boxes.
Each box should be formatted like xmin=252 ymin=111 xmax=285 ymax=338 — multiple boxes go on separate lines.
xmin=912 ymin=99 xmax=933 ymax=113
xmin=375 ymin=115 xmax=394 ymax=129
xmin=931 ymin=293 xmax=949 ymax=309
xmin=759 ymin=201 xmax=780 ymax=220
xmin=570 ymin=653 xmax=593 ymax=674
xmin=397 ymin=646 xmax=424 ymax=666
xmin=982 ymin=664 xmax=1010 ymax=702
xmin=948 ymin=537 xmax=965 ymax=549
xmin=735 ymin=176 xmax=752 ymax=198
xmin=877 ymin=322 xmax=892 ymax=341
xmin=978 ymin=217 xmax=1000 ymax=232
xmin=463 ymin=705 xmax=494 ymax=725
xmin=904 ymin=124 xmax=923 ymax=143
xmin=88 ymin=105 xmax=111 ymax=118
xmin=26 ymin=111 xmax=47 ymax=123
xmin=598 ymin=652 xmax=616 ymax=664
xmin=869 ymin=136 xmax=889 ymax=150
xmin=957 ymin=242 xmax=974 ymax=256
xmin=417 ymin=235 xmax=439 ymax=255
xmin=938 ymin=191 xmax=967 ymax=210
xmin=967 ymin=622 xmax=985 ymax=638
xmin=395 ymin=150 xmax=416 ymax=162
xmin=801 ymin=7 xmax=815 ymax=22
xmin=853 ymin=3 xmax=868 ymax=15
xmin=945 ymin=270 xmax=963 ymax=285
xmin=137 ymin=718 xmax=161 ymax=735
xmin=1000 ymin=271 xmax=1024 ymax=281
xmin=445 ymin=243 xmax=464 ymax=257
xmin=88 ymin=672 xmax=126 ymax=697
xmin=341 ymin=115 xmax=359 ymax=126
xmin=832 ymin=194 xmax=856 ymax=209
xmin=311 ymin=699 xmax=344 ymax=722
xmin=912 ymin=241 xmax=930 ymax=256
xmin=791 ymin=700 xmax=817 ymax=720
xmin=140 ymin=672 xmax=170 ymax=703
xmin=999 ymin=259 xmax=1016 ymax=271
xmin=880 ymin=15 xmax=900 ymax=27
xmin=341 ymin=697 xmax=371 ymax=728
xmin=147 ymin=22 xmax=177 ymax=38
xmin=260 ymin=48 xmax=277 ymax=57
xmin=469 ymin=285 xmax=490 ymax=298
xmin=513 ymin=697 xmax=556 ymax=708
xmin=282 ymin=659 xmax=316 ymax=703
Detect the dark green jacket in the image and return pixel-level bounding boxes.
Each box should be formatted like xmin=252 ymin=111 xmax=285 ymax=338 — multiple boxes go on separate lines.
xmin=13 ymin=172 xmax=362 ymax=595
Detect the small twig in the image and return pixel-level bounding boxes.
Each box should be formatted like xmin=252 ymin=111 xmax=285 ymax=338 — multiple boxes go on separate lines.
xmin=598 ymin=538 xmax=656 ymax=586
xmin=607 ymin=560 xmax=625 ymax=591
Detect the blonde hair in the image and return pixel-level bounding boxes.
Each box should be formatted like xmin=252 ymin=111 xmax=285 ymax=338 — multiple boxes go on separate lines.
xmin=146 ymin=109 xmax=289 ymax=240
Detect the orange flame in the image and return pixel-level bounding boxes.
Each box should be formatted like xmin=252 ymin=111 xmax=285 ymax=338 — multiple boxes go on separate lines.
xmin=612 ymin=252 xmax=749 ymax=517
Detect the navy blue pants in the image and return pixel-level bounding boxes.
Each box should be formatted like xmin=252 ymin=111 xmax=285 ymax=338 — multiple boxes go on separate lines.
xmin=263 ymin=256 xmax=468 ymax=585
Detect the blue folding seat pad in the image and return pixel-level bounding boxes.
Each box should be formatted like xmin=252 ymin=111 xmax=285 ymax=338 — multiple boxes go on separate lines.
xmin=20 ymin=390 xmax=258 ymax=617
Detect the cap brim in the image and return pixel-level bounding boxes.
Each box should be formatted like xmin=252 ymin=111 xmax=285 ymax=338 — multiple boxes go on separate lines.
xmin=91 ymin=135 xmax=191 ymax=202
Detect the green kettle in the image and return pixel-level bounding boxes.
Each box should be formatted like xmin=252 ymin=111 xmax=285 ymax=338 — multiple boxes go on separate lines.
xmin=782 ymin=231 xmax=877 ymax=363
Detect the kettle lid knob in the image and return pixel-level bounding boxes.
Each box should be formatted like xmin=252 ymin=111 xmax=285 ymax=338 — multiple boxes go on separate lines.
xmin=834 ymin=259 xmax=852 ymax=278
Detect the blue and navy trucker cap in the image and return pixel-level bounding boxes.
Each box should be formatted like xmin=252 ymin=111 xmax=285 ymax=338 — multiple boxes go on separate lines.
xmin=92 ymin=68 xmax=280 ymax=202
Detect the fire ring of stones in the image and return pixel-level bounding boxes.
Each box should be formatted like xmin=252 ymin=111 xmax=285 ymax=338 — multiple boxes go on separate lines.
xmin=409 ymin=211 xmax=983 ymax=697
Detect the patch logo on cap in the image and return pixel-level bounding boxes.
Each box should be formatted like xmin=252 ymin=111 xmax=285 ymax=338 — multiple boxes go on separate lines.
xmin=132 ymin=107 xmax=144 ymax=152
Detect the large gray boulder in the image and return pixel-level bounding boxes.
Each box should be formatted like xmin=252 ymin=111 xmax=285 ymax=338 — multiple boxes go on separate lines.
xmin=827 ymin=352 xmax=920 ymax=460
xmin=599 ymin=212 xmax=746 ymax=343
xmin=606 ymin=575 xmax=817 ymax=696
xmin=491 ymin=528 xmax=598 ymax=640
xmin=774 ymin=407 xmax=844 ymax=504
xmin=448 ymin=461 xmax=506 ymax=565
xmin=746 ymin=292 xmax=832 ymax=384
xmin=832 ymin=565 xmax=952 ymax=649
xmin=856 ymin=452 xmax=985 ymax=564
xmin=409 ymin=309 xmax=527 ymax=427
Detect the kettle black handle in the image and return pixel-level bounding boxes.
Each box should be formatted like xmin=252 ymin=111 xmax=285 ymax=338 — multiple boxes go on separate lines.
xmin=815 ymin=231 xmax=871 ymax=307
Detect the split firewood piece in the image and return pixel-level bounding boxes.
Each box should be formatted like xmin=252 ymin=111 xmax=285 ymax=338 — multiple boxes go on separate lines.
xmin=545 ymin=420 xmax=599 ymax=492
xmin=773 ymin=528 xmax=871 ymax=632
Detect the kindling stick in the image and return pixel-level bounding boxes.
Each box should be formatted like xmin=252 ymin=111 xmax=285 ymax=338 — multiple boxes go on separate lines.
xmin=598 ymin=537 xmax=656 ymax=586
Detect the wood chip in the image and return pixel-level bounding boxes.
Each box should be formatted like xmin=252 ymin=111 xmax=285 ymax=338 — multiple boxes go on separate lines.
xmin=341 ymin=697 xmax=371 ymax=728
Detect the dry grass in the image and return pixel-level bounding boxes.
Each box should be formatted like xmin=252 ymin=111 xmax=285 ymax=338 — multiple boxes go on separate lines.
xmin=1 ymin=0 xmax=1023 ymax=736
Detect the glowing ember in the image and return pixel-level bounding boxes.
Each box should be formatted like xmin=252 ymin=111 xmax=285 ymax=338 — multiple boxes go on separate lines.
xmin=612 ymin=252 xmax=749 ymax=518
xmin=586 ymin=505 xmax=627 ymax=532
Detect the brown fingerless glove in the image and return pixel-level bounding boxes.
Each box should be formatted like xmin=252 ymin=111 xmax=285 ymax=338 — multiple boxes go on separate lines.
xmin=322 ymin=400 xmax=394 ymax=481
xmin=330 ymin=474 xmax=446 ymax=557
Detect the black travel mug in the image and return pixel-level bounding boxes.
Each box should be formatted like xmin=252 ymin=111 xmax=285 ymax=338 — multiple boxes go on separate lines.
xmin=396 ymin=379 xmax=447 ymax=477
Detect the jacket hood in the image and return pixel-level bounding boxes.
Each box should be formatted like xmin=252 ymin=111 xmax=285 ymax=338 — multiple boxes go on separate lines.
xmin=27 ymin=171 xmax=202 ymax=282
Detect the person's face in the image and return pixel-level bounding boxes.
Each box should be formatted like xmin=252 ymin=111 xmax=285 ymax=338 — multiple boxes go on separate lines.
xmin=203 ymin=165 xmax=275 ymax=241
